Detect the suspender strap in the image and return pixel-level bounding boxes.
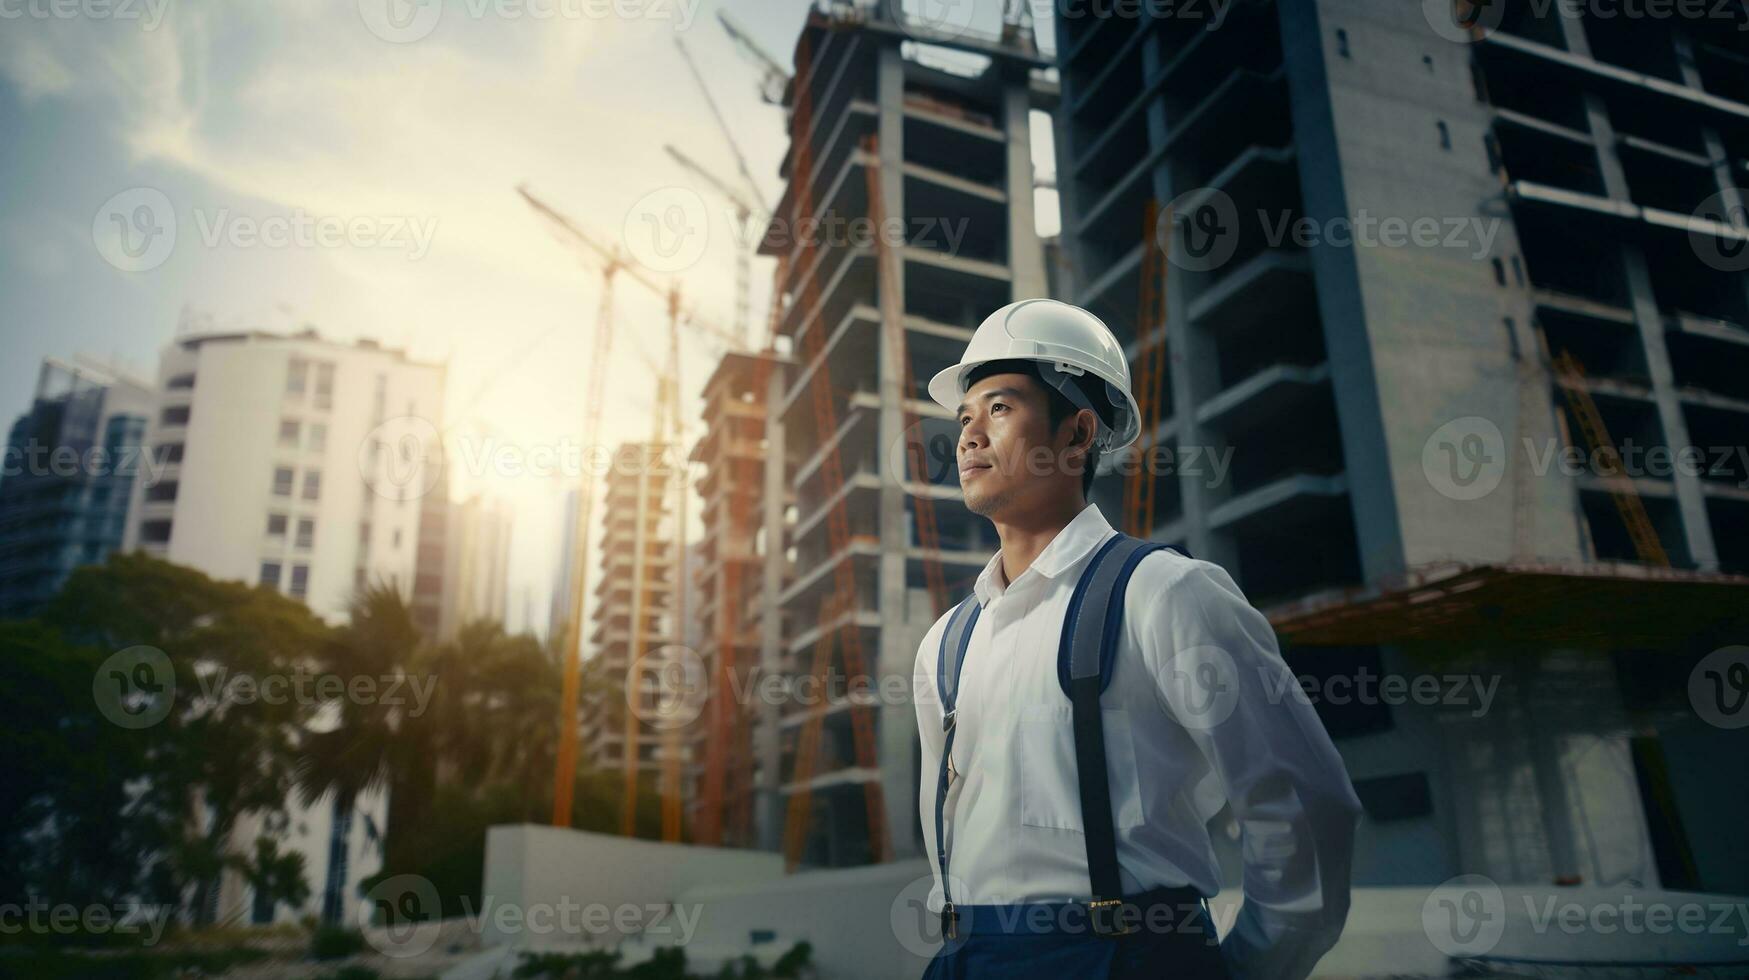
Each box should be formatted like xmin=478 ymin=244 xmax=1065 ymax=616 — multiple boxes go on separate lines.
xmin=1058 ymin=533 xmax=1170 ymax=930
xmin=933 ymin=594 xmax=982 ymax=939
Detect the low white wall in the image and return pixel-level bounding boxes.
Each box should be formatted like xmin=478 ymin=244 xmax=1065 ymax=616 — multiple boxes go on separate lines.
xmin=479 ymin=824 xmax=785 ymax=950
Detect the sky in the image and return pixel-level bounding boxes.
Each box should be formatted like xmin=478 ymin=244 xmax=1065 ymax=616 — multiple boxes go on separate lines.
xmin=0 ymin=0 xmax=1059 ymax=637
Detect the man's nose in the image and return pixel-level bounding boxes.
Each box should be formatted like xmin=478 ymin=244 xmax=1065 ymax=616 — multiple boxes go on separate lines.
xmin=958 ymin=419 xmax=985 ymax=455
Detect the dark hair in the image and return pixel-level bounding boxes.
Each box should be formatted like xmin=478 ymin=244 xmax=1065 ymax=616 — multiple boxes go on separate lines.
xmin=962 ymin=358 xmax=1110 ymax=498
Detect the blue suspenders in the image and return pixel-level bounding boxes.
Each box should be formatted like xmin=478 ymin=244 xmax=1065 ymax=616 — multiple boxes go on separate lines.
xmin=933 ymin=532 xmax=1186 ymax=940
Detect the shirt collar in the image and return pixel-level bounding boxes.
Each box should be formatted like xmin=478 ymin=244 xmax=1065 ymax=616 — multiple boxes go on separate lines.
xmin=972 ymin=502 xmax=1115 ymax=606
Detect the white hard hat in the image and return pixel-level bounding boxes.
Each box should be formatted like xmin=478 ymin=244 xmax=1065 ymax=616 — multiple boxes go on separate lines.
xmin=927 ymin=298 xmax=1141 ymax=451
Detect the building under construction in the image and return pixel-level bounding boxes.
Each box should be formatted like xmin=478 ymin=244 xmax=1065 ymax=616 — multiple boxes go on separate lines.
xmin=584 ymin=441 xmax=687 ymax=787
xmin=687 ymin=350 xmax=790 ymax=848
xmin=724 ymin=4 xmax=1058 ymax=868
xmin=1050 ymin=0 xmax=1749 ymax=895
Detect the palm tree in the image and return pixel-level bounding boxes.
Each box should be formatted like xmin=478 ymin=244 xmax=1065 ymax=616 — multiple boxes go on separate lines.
xmin=294 ymin=585 xmax=431 ymax=921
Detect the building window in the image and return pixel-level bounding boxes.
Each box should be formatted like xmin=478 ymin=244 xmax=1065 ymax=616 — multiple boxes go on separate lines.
xmin=287 ymin=358 xmax=309 ymax=397
xmin=288 ymin=564 xmax=309 ymax=599
xmin=307 ymin=422 xmax=328 ymax=454
xmin=261 ymin=561 xmax=283 ymax=589
xmin=144 ymin=481 xmax=178 ymax=503
xmin=155 ymin=443 xmax=185 ymax=465
xmin=160 ymin=405 xmax=190 ymax=427
xmin=296 ymin=518 xmax=315 ymax=549
xmin=278 ymin=419 xmax=300 ymax=448
xmin=302 ymin=470 xmax=322 ymax=501
xmin=267 ymin=513 xmax=288 ymax=536
xmin=273 ymin=467 xmax=295 ymax=497
xmin=140 ymin=520 xmax=172 ymax=543
xmin=314 ymin=363 xmax=336 ymax=411
xmin=166 ymin=373 xmax=196 ymax=390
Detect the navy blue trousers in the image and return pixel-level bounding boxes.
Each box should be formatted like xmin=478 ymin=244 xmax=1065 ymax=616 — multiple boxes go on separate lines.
xmin=918 ymin=897 xmax=1229 ymax=980
xmin=920 ymin=928 xmax=1228 ymax=979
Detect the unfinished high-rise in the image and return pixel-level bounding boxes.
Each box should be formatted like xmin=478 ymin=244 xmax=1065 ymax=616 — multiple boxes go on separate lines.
xmin=687 ymin=350 xmax=789 ymax=848
xmin=585 ymin=441 xmax=686 ymax=785
xmin=746 ymin=5 xmax=1054 ymax=866
xmin=1053 ymin=1 xmax=1749 ymax=895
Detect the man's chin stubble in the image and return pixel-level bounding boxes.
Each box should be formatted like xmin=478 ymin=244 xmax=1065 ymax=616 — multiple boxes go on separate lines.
xmin=964 ymin=484 xmax=1017 ymax=518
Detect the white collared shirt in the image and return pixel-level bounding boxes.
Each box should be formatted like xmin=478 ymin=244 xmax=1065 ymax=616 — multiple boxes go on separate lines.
xmin=913 ymin=502 xmax=1364 ymax=979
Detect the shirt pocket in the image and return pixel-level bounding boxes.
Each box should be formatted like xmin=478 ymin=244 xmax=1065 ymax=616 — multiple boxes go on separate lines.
xmin=1017 ymin=702 xmax=1146 ymax=832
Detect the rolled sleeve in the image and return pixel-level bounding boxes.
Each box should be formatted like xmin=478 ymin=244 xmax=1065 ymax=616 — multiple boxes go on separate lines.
xmin=1138 ymin=559 xmax=1364 ymax=980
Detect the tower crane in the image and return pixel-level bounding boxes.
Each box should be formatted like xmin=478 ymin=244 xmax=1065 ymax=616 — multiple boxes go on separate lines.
xmin=716 ymin=9 xmax=790 ymax=107
xmin=519 ymin=184 xmax=711 ymax=842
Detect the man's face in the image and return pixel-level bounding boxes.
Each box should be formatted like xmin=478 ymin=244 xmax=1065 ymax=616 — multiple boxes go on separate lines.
xmin=955 ymin=371 xmax=1083 ymax=518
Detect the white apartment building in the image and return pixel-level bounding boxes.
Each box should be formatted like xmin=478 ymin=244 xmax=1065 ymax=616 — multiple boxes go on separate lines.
xmin=124 ymin=327 xmax=447 ymax=927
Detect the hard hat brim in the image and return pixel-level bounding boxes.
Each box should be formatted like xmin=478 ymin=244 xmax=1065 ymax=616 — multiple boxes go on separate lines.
xmin=928 ymin=356 xmax=1142 ymax=453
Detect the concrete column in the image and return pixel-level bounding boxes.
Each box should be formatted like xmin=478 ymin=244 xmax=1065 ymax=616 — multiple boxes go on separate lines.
xmin=1003 ymin=77 xmax=1048 ymax=299
xmin=755 ymin=359 xmax=788 ymax=853
xmin=874 ymin=42 xmax=919 ymax=861
xmin=1274 ymin=0 xmax=1406 ymax=582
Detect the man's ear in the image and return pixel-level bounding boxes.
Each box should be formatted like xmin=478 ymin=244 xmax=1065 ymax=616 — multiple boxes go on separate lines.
xmin=1066 ymin=407 xmax=1098 ymax=459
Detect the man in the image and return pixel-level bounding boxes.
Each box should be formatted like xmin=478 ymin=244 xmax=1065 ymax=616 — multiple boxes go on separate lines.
xmin=913 ymin=299 xmax=1363 ymax=979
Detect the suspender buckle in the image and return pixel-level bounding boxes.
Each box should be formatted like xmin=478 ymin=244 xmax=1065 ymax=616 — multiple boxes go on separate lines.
xmin=1086 ymin=898 xmax=1139 ymax=938
xmin=941 ymin=708 xmax=955 ymax=733
xmin=941 ymin=902 xmax=958 ymax=940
